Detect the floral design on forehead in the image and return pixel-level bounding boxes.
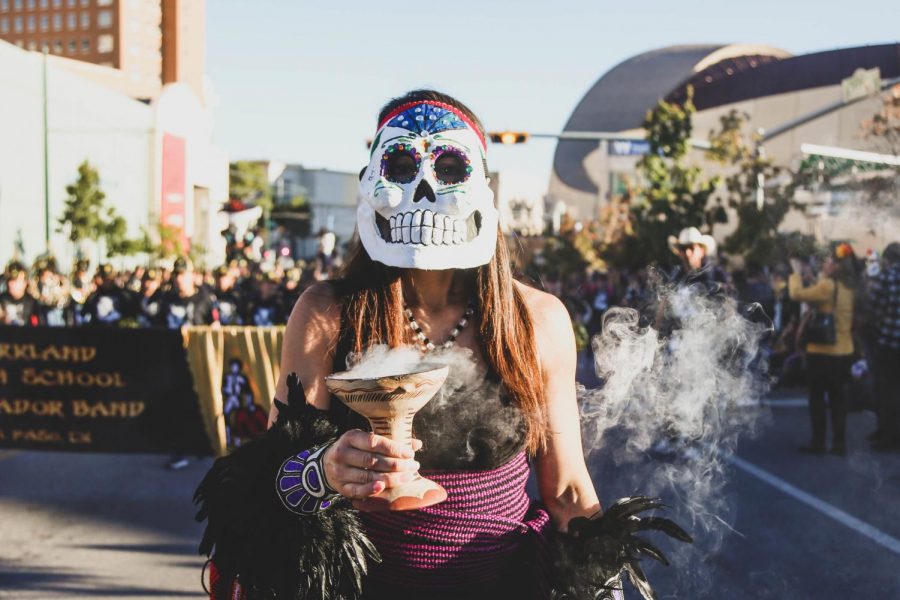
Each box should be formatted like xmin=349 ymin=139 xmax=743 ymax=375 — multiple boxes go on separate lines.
xmin=358 ymin=100 xmax=498 ymax=271
xmin=375 ymin=102 xmax=487 ymax=151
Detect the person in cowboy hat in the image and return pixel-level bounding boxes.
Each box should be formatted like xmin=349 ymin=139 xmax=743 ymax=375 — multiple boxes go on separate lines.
xmin=668 ymin=226 xmax=717 ymax=272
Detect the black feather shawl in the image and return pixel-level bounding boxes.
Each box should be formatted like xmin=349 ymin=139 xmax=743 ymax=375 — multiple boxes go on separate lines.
xmin=194 ymin=374 xmax=379 ymax=600
xmin=550 ymin=496 xmax=693 ymax=600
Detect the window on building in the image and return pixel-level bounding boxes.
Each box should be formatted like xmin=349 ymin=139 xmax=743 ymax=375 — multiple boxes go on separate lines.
xmin=53 ymin=0 xmax=61 ymax=7
xmin=0 ymin=0 xmax=8 ymax=12
xmin=27 ymin=40 xmax=36 ymax=50
xmin=52 ymin=13 xmax=59 ymax=29
xmin=67 ymin=38 xmax=75 ymax=53
xmin=97 ymin=0 xmax=112 ymax=5
xmin=97 ymin=9 xmax=111 ymax=27
xmin=39 ymin=14 xmax=47 ymax=30
xmin=66 ymin=12 xmax=74 ymax=28
xmin=81 ymin=37 xmax=88 ymax=52
xmin=0 ymin=18 xmax=7 ymax=33
xmin=14 ymin=0 xmax=22 ymax=11
xmin=80 ymin=0 xmax=88 ymax=6
xmin=80 ymin=11 xmax=88 ymax=28
xmin=40 ymin=0 xmax=47 ymax=9
xmin=13 ymin=15 xmax=21 ymax=31
xmin=97 ymin=32 xmax=112 ymax=53
xmin=14 ymin=39 xmax=23 ymax=47
xmin=26 ymin=15 xmax=34 ymax=31
xmin=53 ymin=39 xmax=61 ymax=52
xmin=26 ymin=0 xmax=34 ymax=10
xmin=67 ymin=0 xmax=74 ymax=7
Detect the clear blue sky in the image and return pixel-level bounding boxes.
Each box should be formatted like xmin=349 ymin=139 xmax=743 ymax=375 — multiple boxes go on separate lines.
xmin=206 ymin=0 xmax=899 ymax=187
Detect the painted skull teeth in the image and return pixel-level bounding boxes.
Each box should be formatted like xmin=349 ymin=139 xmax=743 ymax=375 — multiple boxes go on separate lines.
xmin=376 ymin=209 xmax=482 ymax=246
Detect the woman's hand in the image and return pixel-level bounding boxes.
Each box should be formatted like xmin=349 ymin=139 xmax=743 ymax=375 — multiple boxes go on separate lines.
xmin=322 ymin=430 xmax=422 ymax=500
xmin=789 ymin=258 xmax=804 ymax=275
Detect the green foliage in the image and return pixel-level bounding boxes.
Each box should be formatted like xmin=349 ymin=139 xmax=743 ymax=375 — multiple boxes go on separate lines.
xmin=140 ymin=222 xmax=187 ymax=261
xmin=58 ymin=161 xmax=107 ymax=245
xmin=289 ymin=194 xmax=309 ymax=208
xmin=57 ymin=161 xmax=143 ymax=258
xmin=710 ymin=110 xmax=799 ymax=265
xmin=615 ymin=87 xmax=726 ymax=269
xmin=230 ymin=161 xmax=273 ymax=213
xmin=535 ymin=217 xmax=606 ymax=277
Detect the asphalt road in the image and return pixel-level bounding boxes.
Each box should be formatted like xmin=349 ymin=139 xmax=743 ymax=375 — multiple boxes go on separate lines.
xmin=1 ymin=358 xmax=899 ymax=598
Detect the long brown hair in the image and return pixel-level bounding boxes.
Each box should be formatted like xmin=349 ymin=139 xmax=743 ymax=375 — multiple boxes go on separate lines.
xmin=334 ymin=90 xmax=547 ymax=454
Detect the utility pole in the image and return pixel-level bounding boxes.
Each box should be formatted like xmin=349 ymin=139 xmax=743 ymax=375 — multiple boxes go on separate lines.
xmin=42 ymin=47 xmax=50 ymax=252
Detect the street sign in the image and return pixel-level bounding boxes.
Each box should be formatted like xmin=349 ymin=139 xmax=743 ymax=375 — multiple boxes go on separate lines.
xmin=608 ymin=139 xmax=651 ymax=156
xmin=841 ymin=67 xmax=882 ymax=103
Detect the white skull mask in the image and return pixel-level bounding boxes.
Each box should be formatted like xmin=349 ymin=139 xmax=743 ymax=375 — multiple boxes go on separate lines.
xmin=358 ymin=101 xmax=498 ymax=270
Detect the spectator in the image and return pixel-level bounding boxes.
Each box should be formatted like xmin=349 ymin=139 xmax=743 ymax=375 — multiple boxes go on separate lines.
xmin=158 ymin=258 xmax=216 ymax=329
xmin=0 ymin=261 xmax=38 ymax=326
xmin=867 ymin=242 xmax=900 ymax=452
xmin=246 ymin=272 xmax=286 ymax=327
xmin=83 ymin=264 xmax=133 ymax=326
xmin=33 ymin=258 xmax=70 ymax=327
xmin=135 ymin=268 xmax=163 ymax=328
xmin=789 ymin=244 xmax=859 ymax=456
xmin=212 ymin=265 xmax=244 ymax=325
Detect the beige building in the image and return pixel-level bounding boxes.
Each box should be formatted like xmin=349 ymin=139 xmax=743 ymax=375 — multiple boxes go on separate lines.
xmin=0 ymin=0 xmax=203 ymax=101
xmin=549 ymin=43 xmax=900 ymax=248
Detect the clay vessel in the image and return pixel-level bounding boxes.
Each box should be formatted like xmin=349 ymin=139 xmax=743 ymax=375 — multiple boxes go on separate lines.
xmin=325 ymin=364 xmax=449 ymax=511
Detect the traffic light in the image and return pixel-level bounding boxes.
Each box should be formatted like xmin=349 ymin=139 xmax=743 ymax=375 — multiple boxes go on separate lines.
xmin=489 ymin=131 xmax=530 ymax=145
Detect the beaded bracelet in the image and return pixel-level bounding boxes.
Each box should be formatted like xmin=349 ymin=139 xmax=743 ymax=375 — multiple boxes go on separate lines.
xmin=276 ymin=443 xmax=339 ymax=514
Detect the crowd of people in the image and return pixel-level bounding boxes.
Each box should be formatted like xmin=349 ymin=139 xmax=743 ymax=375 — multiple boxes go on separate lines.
xmin=3 ymin=227 xmax=900 ymax=456
xmin=0 ymin=255 xmax=337 ymax=330
xmin=538 ymin=229 xmax=900 ymax=455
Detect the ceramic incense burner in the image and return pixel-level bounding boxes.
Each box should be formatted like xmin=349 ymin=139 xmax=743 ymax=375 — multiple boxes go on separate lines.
xmin=325 ymin=364 xmax=449 ymax=511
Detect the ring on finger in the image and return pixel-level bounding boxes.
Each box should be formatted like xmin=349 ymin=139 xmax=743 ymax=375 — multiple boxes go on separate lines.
xmin=364 ymin=451 xmax=377 ymax=469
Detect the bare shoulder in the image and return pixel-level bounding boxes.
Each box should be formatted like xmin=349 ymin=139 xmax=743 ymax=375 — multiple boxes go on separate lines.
xmin=513 ymin=280 xmax=572 ymax=333
xmin=290 ymin=281 xmax=340 ymax=319
xmin=285 ymin=281 xmax=342 ymax=341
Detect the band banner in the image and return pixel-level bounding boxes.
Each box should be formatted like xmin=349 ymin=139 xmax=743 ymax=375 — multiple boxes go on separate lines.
xmin=0 ymin=325 xmax=212 ymax=454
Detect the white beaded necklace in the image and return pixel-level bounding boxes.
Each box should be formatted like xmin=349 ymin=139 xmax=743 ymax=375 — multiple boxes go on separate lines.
xmin=404 ymin=304 xmax=475 ymax=353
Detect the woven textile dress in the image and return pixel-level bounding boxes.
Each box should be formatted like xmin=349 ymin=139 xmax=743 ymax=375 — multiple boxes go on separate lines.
xmin=328 ymin=360 xmax=553 ymax=599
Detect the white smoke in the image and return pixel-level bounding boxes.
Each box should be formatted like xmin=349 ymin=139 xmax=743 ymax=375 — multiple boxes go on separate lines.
xmin=338 ymin=345 xmax=423 ymax=379
xmin=581 ymin=273 xmax=771 ymax=593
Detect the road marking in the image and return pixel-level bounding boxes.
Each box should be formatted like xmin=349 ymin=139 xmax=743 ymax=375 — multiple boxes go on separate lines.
xmin=761 ymin=398 xmax=807 ymax=408
xmin=0 ymin=450 xmax=20 ymax=462
xmin=728 ymin=454 xmax=900 ymax=556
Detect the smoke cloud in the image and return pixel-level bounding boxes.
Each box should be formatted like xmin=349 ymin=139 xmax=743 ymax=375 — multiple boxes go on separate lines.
xmin=581 ymin=273 xmax=771 ymax=594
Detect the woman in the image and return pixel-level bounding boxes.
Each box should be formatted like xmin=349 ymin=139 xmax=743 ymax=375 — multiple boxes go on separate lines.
xmin=197 ymin=90 xmax=688 ymax=600
xmin=789 ymin=244 xmax=858 ymax=455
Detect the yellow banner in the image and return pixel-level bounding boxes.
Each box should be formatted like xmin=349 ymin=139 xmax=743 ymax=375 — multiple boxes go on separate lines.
xmin=183 ymin=326 xmax=285 ymax=456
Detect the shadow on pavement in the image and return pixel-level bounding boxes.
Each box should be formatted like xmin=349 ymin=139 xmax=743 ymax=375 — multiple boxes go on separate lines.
xmin=69 ymin=542 xmax=198 ymax=555
xmin=0 ymin=564 xmax=203 ymax=597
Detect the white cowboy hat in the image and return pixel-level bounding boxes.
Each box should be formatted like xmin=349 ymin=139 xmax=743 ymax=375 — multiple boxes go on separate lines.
xmin=668 ymin=227 xmax=717 ymax=255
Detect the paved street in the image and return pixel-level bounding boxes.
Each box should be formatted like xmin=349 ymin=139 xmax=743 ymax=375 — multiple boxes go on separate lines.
xmin=2 ymin=369 xmax=899 ymax=598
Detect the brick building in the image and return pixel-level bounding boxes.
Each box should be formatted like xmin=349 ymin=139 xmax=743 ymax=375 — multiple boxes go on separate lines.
xmin=0 ymin=0 xmax=203 ymax=101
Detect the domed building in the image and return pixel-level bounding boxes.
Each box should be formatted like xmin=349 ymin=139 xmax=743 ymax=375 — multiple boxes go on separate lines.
xmin=549 ymin=43 xmax=900 ymax=224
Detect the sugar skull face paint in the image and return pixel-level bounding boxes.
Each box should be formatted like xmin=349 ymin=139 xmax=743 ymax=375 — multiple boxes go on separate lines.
xmin=358 ymin=101 xmax=498 ymax=270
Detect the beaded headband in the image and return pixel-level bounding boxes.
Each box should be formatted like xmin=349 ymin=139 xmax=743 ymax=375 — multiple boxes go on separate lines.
xmin=376 ymin=101 xmax=487 ymax=151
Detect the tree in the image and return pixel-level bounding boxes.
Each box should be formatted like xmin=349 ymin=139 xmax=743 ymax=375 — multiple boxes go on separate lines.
xmin=139 ymin=222 xmax=187 ymax=261
xmin=57 ymin=160 xmax=142 ymax=259
xmin=609 ymin=87 xmax=726 ymax=269
xmin=709 ymin=110 xmax=800 ymax=265
xmin=230 ymin=161 xmax=273 ymax=214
